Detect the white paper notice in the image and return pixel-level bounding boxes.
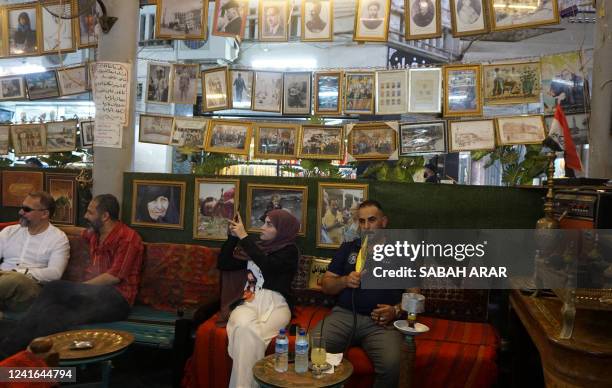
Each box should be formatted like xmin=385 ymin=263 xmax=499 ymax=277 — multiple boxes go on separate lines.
xmin=92 ymin=61 xmax=131 ymax=148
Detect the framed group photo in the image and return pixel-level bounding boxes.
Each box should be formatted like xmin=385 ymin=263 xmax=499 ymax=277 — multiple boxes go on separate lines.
xmin=483 ymin=62 xmax=542 ymax=105
xmin=375 ymin=70 xmax=408 ymax=115
xmin=57 ymin=65 xmax=89 ymax=96
xmin=10 ymin=124 xmax=46 ymax=155
xmin=230 ymin=70 xmax=254 ymax=110
xmin=496 ymin=115 xmax=546 ymax=145
xmin=7 ymin=4 xmax=39 ymax=57
xmin=131 ymin=180 xmax=186 ymax=229
xmin=317 ymin=183 xmax=368 ymax=248
xmin=259 ymin=0 xmax=289 ymax=42
xmin=443 ymin=64 xmax=482 ymax=117
xmin=490 ymin=0 xmax=559 ymax=32
xmin=253 ymin=71 xmax=283 ymax=113
xmin=155 ymin=0 xmax=208 ymax=40
xmin=139 ymin=114 xmax=175 ymax=145
xmin=283 ymin=72 xmax=312 ymax=115
xmin=399 ymin=121 xmax=446 ymax=155
xmin=448 ymin=119 xmax=496 ymax=152
xmin=40 ymin=1 xmax=75 ymax=54
xmin=170 ymin=117 xmax=208 ymax=148
xmin=25 ymin=70 xmax=60 ymax=100
xmin=246 ymin=183 xmax=308 ymax=235
xmin=212 ymin=0 xmax=248 ymax=38
xmin=2 ymin=170 xmax=44 ymax=207
xmin=45 ymin=173 xmax=77 ymax=225
xmin=405 ymin=0 xmax=441 ymax=40
xmin=408 ymin=68 xmax=442 ymax=113
xmin=344 ymin=72 xmax=375 ymax=115
xmin=450 ymin=0 xmax=488 ymax=37
xmin=80 ymin=120 xmax=94 ymax=148
xmin=147 ymin=63 xmax=172 ymax=104
xmin=301 ymin=0 xmax=333 ymax=41
xmin=354 ymin=0 xmax=391 ymax=42
xmin=254 ymin=123 xmax=299 ymax=160
xmin=171 ymin=64 xmax=199 ymax=105
xmin=75 ymin=0 xmax=101 ymax=48
xmin=0 ymin=76 xmax=26 ymax=101
xmin=46 ymin=120 xmax=77 ymax=153
xmin=347 ymin=122 xmax=397 ymax=160
xmin=205 ymin=119 xmax=252 ymax=155
xmin=314 ymin=71 xmax=343 ymax=116
xmin=201 ymin=67 xmax=230 ymax=111
xmin=194 ymin=178 xmax=239 ymax=240
xmin=297 ymin=125 xmax=344 ymax=160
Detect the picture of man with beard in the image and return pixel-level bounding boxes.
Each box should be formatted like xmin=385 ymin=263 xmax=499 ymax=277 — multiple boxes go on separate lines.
xmin=412 ymin=0 xmax=435 ymax=27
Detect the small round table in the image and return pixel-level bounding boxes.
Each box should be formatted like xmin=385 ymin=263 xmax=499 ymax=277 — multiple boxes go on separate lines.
xmin=253 ymin=354 xmax=353 ymax=388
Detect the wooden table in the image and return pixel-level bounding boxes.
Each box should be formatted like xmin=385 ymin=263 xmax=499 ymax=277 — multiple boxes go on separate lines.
xmin=252 ymin=354 xmax=353 ymax=388
xmin=510 ymin=290 xmax=612 ymax=387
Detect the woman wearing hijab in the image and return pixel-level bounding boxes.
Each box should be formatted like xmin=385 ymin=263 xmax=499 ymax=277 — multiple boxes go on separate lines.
xmin=135 ymin=185 xmax=180 ymax=224
xmin=218 ymin=209 xmax=300 ymax=388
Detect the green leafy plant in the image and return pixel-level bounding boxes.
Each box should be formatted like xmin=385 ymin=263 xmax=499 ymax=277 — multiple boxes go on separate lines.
xmin=39 ymin=152 xmax=83 ymax=168
xmin=471 ymin=145 xmax=548 ymax=186
xmin=193 ymin=152 xmax=238 ymax=175
xmin=359 ymin=156 xmax=426 ymax=182
xmin=281 ymin=159 xmax=342 ymax=177
xmin=0 ymin=157 xmax=13 ymax=167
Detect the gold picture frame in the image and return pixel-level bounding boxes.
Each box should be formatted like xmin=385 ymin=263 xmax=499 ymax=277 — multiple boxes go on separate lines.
xmin=344 ymin=72 xmax=375 ymax=115
xmin=74 ymin=0 xmax=101 ymax=48
xmin=405 ymin=0 xmax=442 ymax=40
xmin=297 ymin=125 xmax=344 ymax=160
xmin=211 ymin=0 xmax=249 ymax=38
xmin=448 ymin=119 xmax=496 ymax=152
xmin=170 ymin=63 xmax=200 ymax=105
xmin=259 ymin=0 xmax=290 ymax=42
xmin=6 ymin=3 xmax=41 ymax=57
xmin=155 ymin=0 xmax=209 ymax=40
xmin=45 ymin=172 xmax=77 ymax=225
xmin=483 ymin=61 xmax=542 ymax=105
xmin=10 ymin=124 xmax=47 ymax=156
xmin=495 ymin=115 xmax=547 ymax=145
xmin=316 ymin=182 xmax=368 ymax=248
xmin=353 ymin=0 xmax=391 ymax=42
xmin=0 ymin=7 xmax=6 ymax=57
xmin=253 ymin=122 xmax=299 ymax=160
xmin=450 ymin=0 xmax=489 ymax=37
xmin=443 ymin=64 xmax=483 ymax=117
xmin=139 ymin=113 xmax=175 ymax=145
xmin=131 ymin=179 xmax=186 ymax=229
xmin=301 ymin=0 xmax=333 ymax=42
xmin=40 ymin=0 xmax=76 ymax=55
xmin=204 ymin=119 xmax=252 ymax=155
xmin=230 ymin=70 xmax=254 ymax=110
xmin=246 ymin=183 xmax=308 ymax=236
xmin=57 ymin=65 xmax=89 ymax=97
xmin=314 ymin=71 xmax=343 ymax=116
xmin=46 ymin=120 xmax=78 ymax=153
xmin=201 ymin=66 xmax=230 ymax=112
xmin=193 ymin=178 xmax=240 ymax=240
xmin=347 ymin=122 xmax=397 ymax=160
xmin=489 ymin=0 xmax=560 ymax=32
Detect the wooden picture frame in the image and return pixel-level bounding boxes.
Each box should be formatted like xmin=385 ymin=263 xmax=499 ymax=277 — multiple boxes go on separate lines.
xmin=139 ymin=114 xmax=174 ymax=145
xmin=252 ymin=71 xmax=283 ymax=113
xmin=301 ymin=0 xmax=333 ymax=42
xmin=40 ymin=1 xmax=76 ymax=55
xmin=259 ymin=0 xmax=290 ymax=42
xmin=246 ymin=183 xmax=308 ymax=235
xmin=146 ymin=62 xmax=172 ymax=105
xmin=0 ymin=7 xmax=6 ymax=57
xmin=169 ymin=117 xmax=208 ymax=149
xmin=194 ymin=178 xmax=240 ymax=240
xmin=297 ymin=125 xmax=344 ymax=160
xmin=408 ymin=67 xmax=442 ymax=113
xmin=405 ymin=0 xmax=442 ymax=40
xmin=496 ymin=115 xmax=547 ymax=145
xmin=448 ymin=119 xmax=496 ymax=152
xmin=10 ymin=124 xmax=47 ymax=155
xmin=483 ymin=62 xmax=542 ymax=105
xmin=443 ymin=64 xmax=482 ymax=117
xmin=344 ymin=72 xmax=375 ymax=115
xmin=253 ymin=122 xmax=299 ymax=160
xmin=46 ymin=120 xmax=78 ymax=153
xmin=230 ymin=70 xmax=254 ymax=110
xmin=57 ymin=65 xmax=89 ymax=96
xmin=353 ymin=0 xmax=391 ymax=42
xmin=211 ymin=0 xmax=248 ymax=38
xmin=201 ymin=66 xmax=230 ymax=111
xmin=347 ymin=122 xmax=397 ymax=160
xmin=399 ymin=121 xmax=446 ymax=155
xmin=75 ymin=0 xmax=101 ymax=48
xmin=155 ymin=0 xmax=209 ymax=40
xmin=25 ymin=70 xmax=60 ymax=100
xmin=450 ymin=0 xmax=489 ymax=37
xmin=283 ymin=72 xmax=312 ymax=115
xmin=2 ymin=170 xmax=44 ymax=207
xmin=317 ymin=182 xmax=368 ymax=248
xmin=6 ymin=3 xmax=41 ymax=57
xmin=314 ymin=71 xmax=343 ymax=116
xmin=0 ymin=125 xmax=9 ymax=155
xmin=205 ymin=119 xmax=252 ymax=155
xmin=131 ymin=179 xmax=186 ymax=229
xmin=0 ymin=76 xmax=26 ymax=101
xmin=170 ymin=64 xmax=199 ymax=105
xmin=45 ymin=172 xmax=77 ymax=225
xmin=490 ymin=0 xmax=560 ymax=32
xmin=79 ymin=120 xmax=94 ymax=148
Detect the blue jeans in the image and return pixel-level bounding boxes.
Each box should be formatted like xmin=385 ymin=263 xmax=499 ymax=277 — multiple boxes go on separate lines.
xmin=0 ymin=280 xmax=130 ymax=358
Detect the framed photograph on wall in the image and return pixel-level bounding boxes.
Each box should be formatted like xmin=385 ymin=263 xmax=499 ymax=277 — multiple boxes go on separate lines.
xmin=317 ymin=182 xmax=368 ymax=248
xmin=496 ymin=115 xmax=546 ymax=145
xmin=443 ymin=64 xmax=482 ymax=117
xmin=490 ymin=0 xmax=559 ymax=32
xmin=301 ymin=0 xmax=333 ymax=42
xmin=10 ymin=124 xmax=46 ymax=155
xmin=450 ymin=0 xmax=488 ymax=37
xmin=0 ymin=7 xmax=5 ymax=57
xmin=170 ymin=64 xmax=199 ymax=105
xmin=25 ymin=70 xmax=60 ymax=100
xmin=40 ymin=1 xmax=75 ymax=54
xmin=230 ymin=70 xmax=254 ymax=110
xmin=375 ymin=70 xmax=408 ymax=115
xmin=253 ymin=71 xmax=283 ymax=113
xmin=405 ymin=0 xmax=441 ymax=40
xmin=246 ymin=183 xmax=308 ymax=235
xmin=353 ymin=0 xmax=391 ymax=42
xmin=448 ymin=119 xmax=496 ymax=152
xmin=347 ymin=122 xmax=397 ymax=160
xmin=259 ymin=0 xmax=289 ymax=42
xmin=57 ymin=65 xmax=89 ymax=96
xmin=344 ymin=72 xmax=375 ymax=115
xmin=2 ymin=170 xmax=44 ymax=207
xmin=314 ymin=71 xmax=343 ymax=116
xmin=483 ymin=62 xmax=541 ymax=105
xmin=283 ymin=72 xmax=311 ymax=115
xmin=139 ymin=114 xmax=174 ymax=145
xmin=212 ymin=0 xmax=248 ymax=38
xmin=297 ymin=125 xmax=344 ymax=160
xmin=399 ymin=121 xmax=446 ymax=155
xmin=541 ymin=51 xmax=586 ymax=114
xmin=205 ymin=119 xmax=252 ymax=155
xmin=80 ymin=120 xmax=94 ymax=148
xmin=45 ymin=173 xmax=77 ymax=225
xmin=0 ymin=76 xmax=26 ymax=101
xmin=0 ymin=126 xmax=10 ymax=155
xmin=131 ymin=180 xmax=186 ymax=229
xmin=545 ymin=113 xmax=589 ymax=145
xmin=75 ymin=0 xmax=101 ymax=48
xmin=46 ymin=120 xmax=77 ymax=153
xmin=156 ymin=0 xmax=208 ymax=40
xmin=201 ymin=67 xmax=230 ymax=111
xmin=254 ymin=123 xmax=299 ymax=160
xmin=408 ymin=68 xmax=441 ymax=113
xmin=169 ymin=117 xmax=208 ymax=148
xmin=146 ymin=63 xmax=172 ymax=104
xmin=7 ymin=4 xmax=40 ymax=56
xmin=194 ymin=178 xmax=240 ymax=240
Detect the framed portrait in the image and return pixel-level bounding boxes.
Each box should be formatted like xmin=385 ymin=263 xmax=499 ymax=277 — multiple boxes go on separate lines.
xmin=354 ymin=0 xmax=390 ymax=42
xmin=0 ymin=76 xmax=26 ymax=101
xmin=212 ymin=0 xmax=248 ymax=38
xmin=139 ymin=114 xmax=174 ymax=145
xmin=448 ymin=119 xmax=496 ymax=152
xmin=283 ymin=72 xmax=311 ymax=115
xmin=205 ymin=119 xmax=252 ymax=155
xmin=2 ymin=170 xmax=44 ymax=208
xmin=545 ymin=113 xmax=589 ymax=146
xmin=541 ymin=51 xmax=586 ymax=114
xmin=156 ymin=0 xmax=208 ymax=40
xmin=201 ymin=67 xmax=230 ymax=111
xmin=230 ymin=70 xmax=254 ymax=110
xmin=443 ymin=64 xmax=482 ymax=117
xmin=298 ymin=125 xmax=344 ymax=160
xmin=45 ymin=173 xmax=77 ymax=225
xmin=314 ymin=71 xmax=343 ymax=116
xmin=75 ymin=0 xmax=101 ymax=48
xmin=399 ymin=121 xmax=446 ymax=155
xmin=490 ymin=0 xmax=559 ymax=32
xmin=301 ymin=0 xmax=333 ymax=42
xmin=405 ymin=0 xmax=441 ymax=40
xmin=344 ymin=72 xmax=375 ymax=115
xmin=24 ymin=70 xmax=60 ymax=100
xmin=7 ymin=4 xmax=40 ymax=57
xmin=131 ymin=180 xmax=186 ymax=229
xmin=194 ymin=178 xmax=239 ymax=240
xmin=408 ymin=68 xmax=441 ymax=113
xmin=79 ymin=120 xmax=94 ymax=148
xmin=46 ymin=120 xmax=77 ymax=153
xmin=10 ymin=124 xmax=46 ymax=156
xmin=347 ymin=122 xmax=397 ymax=160
xmin=496 ymin=115 xmax=546 ymax=145
xmin=146 ymin=63 xmax=172 ymax=104
xmin=170 ymin=117 xmax=208 ymax=149
xmin=253 ymin=71 xmax=283 ymax=113
xmin=246 ymin=183 xmax=308 ymax=235
xmin=259 ymin=0 xmax=289 ymax=42
xmin=317 ymin=183 xmax=368 ymax=248
xmin=375 ymin=70 xmax=408 ymax=115
xmin=171 ymin=64 xmax=199 ymax=105
xmin=0 ymin=7 xmax=5 ymax=57
xmin=450 ymin=0 xmax=488 ymax=37
xmin=483 ymin=62 xmax=541 ymax=105
xmin=40 ymin=1 xmax=75 ymax=54
xmin=57 ymin=65 xmax=89 ymax=96
xmin=254 ymin=123 xmax=299 ymax=160
xmin=0 ymin=126 xmax=10 ymax=155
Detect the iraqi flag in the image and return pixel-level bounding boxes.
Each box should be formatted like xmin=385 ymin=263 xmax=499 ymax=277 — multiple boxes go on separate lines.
xmin=544 ymin=104 xmax=583 ymax=172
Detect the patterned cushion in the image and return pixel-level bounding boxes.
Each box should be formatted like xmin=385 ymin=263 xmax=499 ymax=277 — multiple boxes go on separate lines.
xmin=291 ymin=255 xmax=336 ymax=307
xmin=60 ymin=227 xmax=91 ymax=283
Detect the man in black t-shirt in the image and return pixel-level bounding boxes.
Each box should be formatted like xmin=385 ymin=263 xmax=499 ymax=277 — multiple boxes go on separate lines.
xmin=313 ymin=200 xmax=404 ymax=388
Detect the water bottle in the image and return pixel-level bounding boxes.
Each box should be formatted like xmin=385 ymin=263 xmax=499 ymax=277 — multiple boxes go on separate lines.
xmin=294 ymin=328 xmax=309 ymax=373
xmin=274 ymin=328 xmax=288 ymax=372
